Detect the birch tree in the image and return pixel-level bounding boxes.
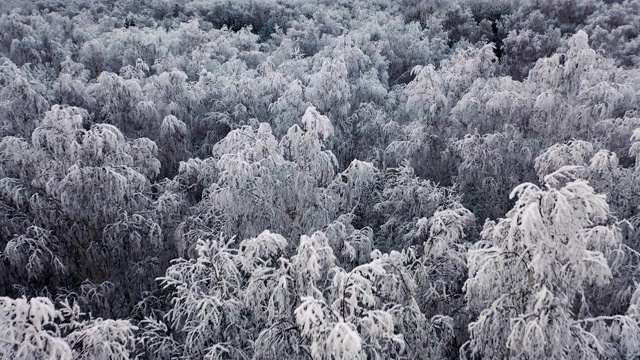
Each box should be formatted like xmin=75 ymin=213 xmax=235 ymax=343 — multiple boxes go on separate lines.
xmin=464 ymin=167 xmax=640 ymax=359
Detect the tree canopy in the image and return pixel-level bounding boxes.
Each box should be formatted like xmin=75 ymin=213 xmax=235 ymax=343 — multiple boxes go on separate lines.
xmin=1 ymin=0 xmax=640 ymax=358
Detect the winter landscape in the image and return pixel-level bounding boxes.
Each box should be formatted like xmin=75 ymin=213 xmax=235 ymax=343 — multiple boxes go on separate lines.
xmin=1 ymin=0 xmax=640 ymax=358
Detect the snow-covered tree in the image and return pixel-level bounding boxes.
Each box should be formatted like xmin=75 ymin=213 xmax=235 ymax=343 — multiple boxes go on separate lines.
xmin=373 ymin=161 xmax=460 ymax=251
xmin=0 ymin=296 xmax=137 ymax=360
xmin=448 ymin=125 xmax=539 ymax=221
xmin=2 ymin=226 xmax=67 ymax=291
xmin=269 ymin=79 xmax=310 ymax=138
xmin=158 ymin=234 xmax=248 ymax=359
xmin=0 ymin=59 xmax=48 ymax=137
xmin=280 ymin=106 xmax=338 ymax=188
xmin=58 ymin=299 xmax=138 ymax=360
xmin=88 ymin=72 xmax=144 ymax=136
xmin=464 ymin=167 xmax=640 ymax=359
xmin=305 ymin=57 xmax=351 ymax=157
xmin=405 ymin=64 xmax=448 ymax=125
xmin=322 ymin=159 xmax=379 ymax=222
xmin=0 ymin=297 xmax=71 ymax=359
xmin=51 ymin=58 xmax=93 ymax=109
xmin=206 ymin=122 xmax=300 ymax=240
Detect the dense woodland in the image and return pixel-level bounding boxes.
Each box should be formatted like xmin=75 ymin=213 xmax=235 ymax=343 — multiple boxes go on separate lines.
xmin=1 ymin=0 xmax=640 ymax=358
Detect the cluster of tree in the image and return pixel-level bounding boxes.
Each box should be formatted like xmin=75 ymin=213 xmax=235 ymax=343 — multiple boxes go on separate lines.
xmin=1 ymin=0 xmax=640 ymax=358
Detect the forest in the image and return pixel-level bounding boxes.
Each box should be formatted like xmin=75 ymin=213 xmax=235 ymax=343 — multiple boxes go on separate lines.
xmin=1 ymin=0 xmax=640 ymax=358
